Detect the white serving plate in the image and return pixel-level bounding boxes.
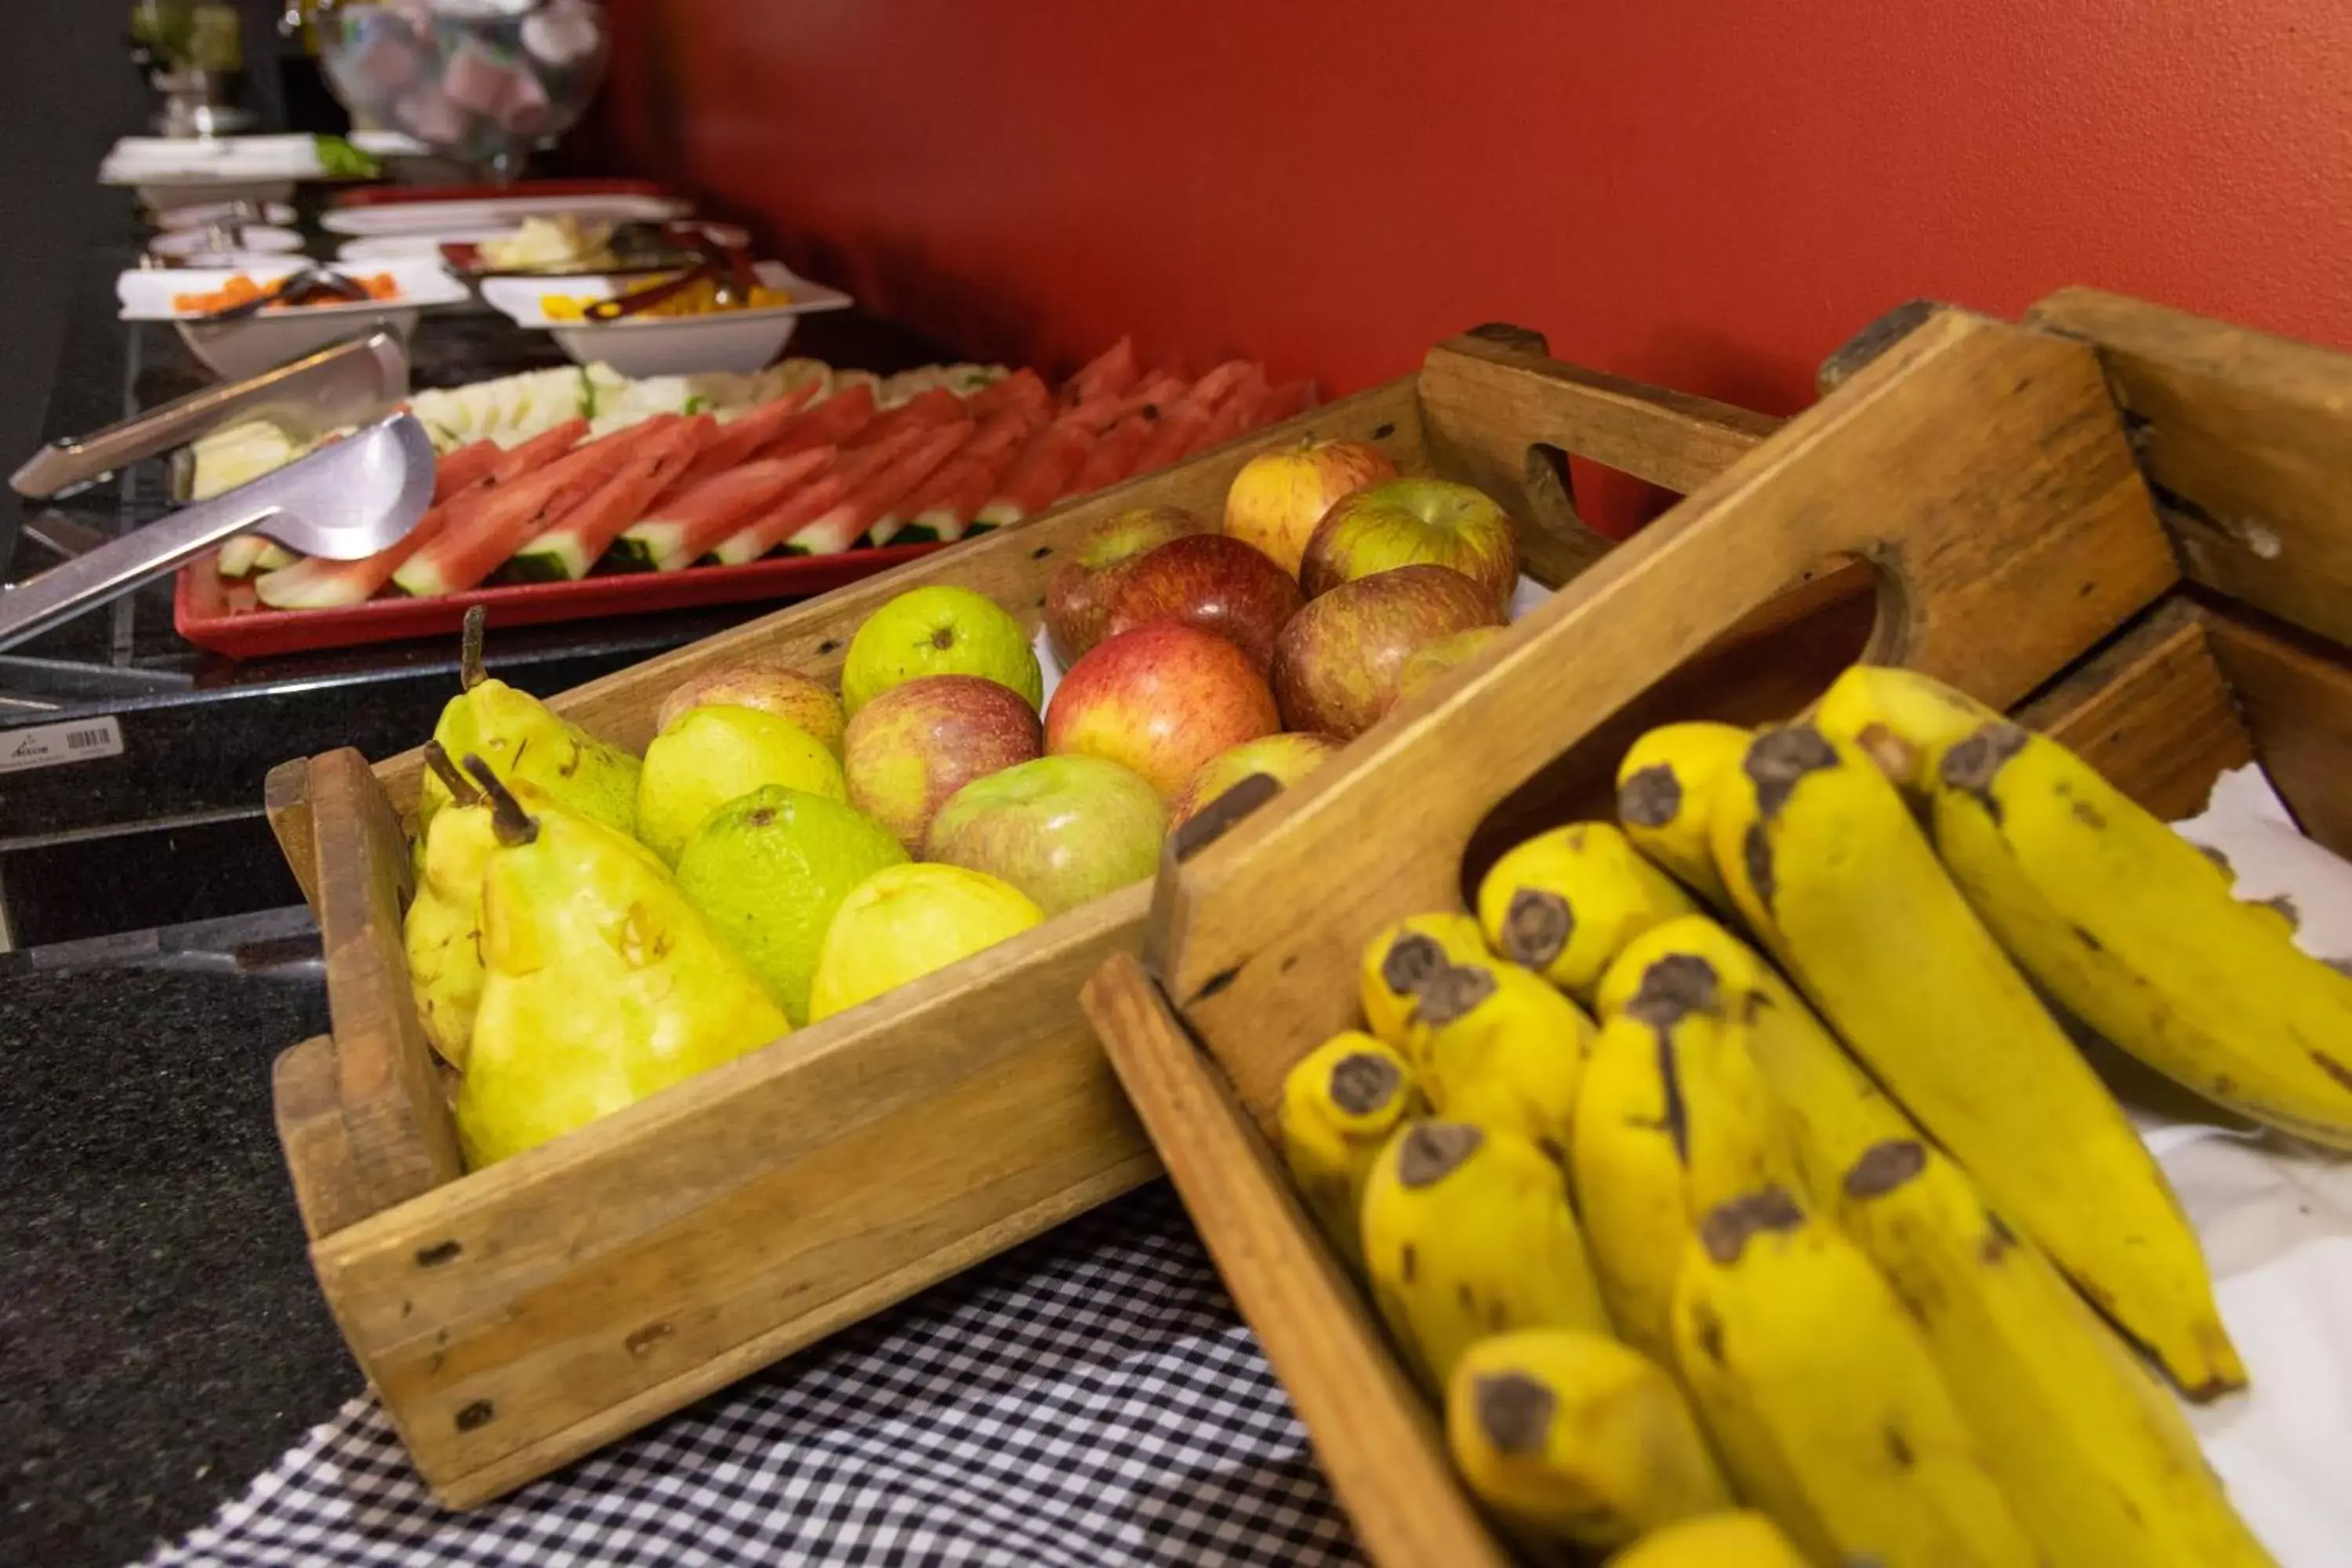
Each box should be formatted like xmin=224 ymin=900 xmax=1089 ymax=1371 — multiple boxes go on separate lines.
xmin=478 ymin=262 xmax=855 ymax=376
xmin=117 ymin=259 xmax=467 ymax=382
xmin=319 ymin=192 xmax=690 ymax=238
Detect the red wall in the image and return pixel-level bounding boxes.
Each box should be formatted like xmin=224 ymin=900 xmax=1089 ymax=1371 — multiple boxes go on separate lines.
xmin=591 ymin=2 xmax=2352 ymax=527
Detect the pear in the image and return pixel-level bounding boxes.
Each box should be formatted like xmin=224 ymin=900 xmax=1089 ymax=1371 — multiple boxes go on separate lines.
xmin=636 ymin=703 xmax=847 ymax=864
xmin=416 ymin=608 xmax=643 ymax=847
xmin=455 ymin=756 xmax=790 ymax=1168
xmin=402 ymin=743 xmax=505 ymax=1069
xmin=675 ymin=786 xmax=909 ymax=1026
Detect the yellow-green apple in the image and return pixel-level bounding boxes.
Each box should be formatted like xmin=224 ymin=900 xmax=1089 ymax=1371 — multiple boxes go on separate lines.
xmin=1101 ymin=533 xmax=1305 ymax=673
xmin=1044 ymin=505 xmax=1202 ymax=666
xmin=1271 ymin=564 xmax=1504 ymax=738
xmin=656 ymin=660 xmax=845 ymax=754
xmin=1299 ymin=477 xmax=1519 ymax=613
xmin=1045 ymin=622 xmax=1281 ymax=800
xmin=925 ymin=755 xmax=1168 ymax=915
xmin=1222 ymin=438 xmax=1397 ymax=579
xmin=843 ymin=673 xmax=1044 ymax=850
xmin=1390 ymin=625 xmax=1507 ymax=711
xmin=1168 ymin=731 xmax=1342 ymax=832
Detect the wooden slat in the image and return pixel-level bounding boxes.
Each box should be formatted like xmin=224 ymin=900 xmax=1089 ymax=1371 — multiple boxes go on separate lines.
xmin=2027 ymin=287 xmax=2352 ymax=651
xmin=1154 ymin=308 xmax=2180 ymax=1132
xmin=264 ymin=757 xmax=318 ymax=911
xmin=309 ymin=749 xmax=465 ymax=1210
xmin=310 ymin=884 xmax=1158 ymax=1504
xmin=273 ymin=1035 xmax=375 ymax=1241
xmin=2198 ymin=604 xmax=2352 ymax=859
xmin=1080 ymin=954 xmax=1510 ymax=1568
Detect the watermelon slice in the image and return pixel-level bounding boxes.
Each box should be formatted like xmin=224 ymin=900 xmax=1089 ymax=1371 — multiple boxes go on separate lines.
xmin=1065 ymin=411 xmax=1160 ymax=498
xmin=759 ymin=382 xmax=877 ymax=460
xmin=707 ymin=428 xmax=931 ymax=565
xmin=1073 ymin=369 xmax=1190 ymax=434
xmin=895 ymin=434 xmax=1029 ymax=544
xmin=1261 ymin=379 xmax=1319 ymax=421
xmin=1183 ymin=376 xmax=1273 ymax=458
xmin=666 ymin=383 xmax=821 ymax=494
xmin=622 ymin=447 xmax=840 ymax=572
xmin=217 ymin=537 xmax=299 ymax=578
xmin=869 ymin=405 xmax=1038 ymax=545
xmin=1063 ymin=338 xmax=1138 ymax=404
xmin=786 ymin=422 xmax=973 ymax=557
xmin=965 ymin=367 xmax=1051 ymax=423
xmin=394 ymin=417 xmax=678 ymax=597
xmin=1184 ymin=360 xmax=1263 ymax=415
xmin=504 ymin=416 xmax=715 ymax=582
xmin=976 ymin=414 xmax=1095 ymax=527
xmin=432 ymin=440 xmax=503 ymax=503
xmin=845 ymin=387 xmax=965 ymax=450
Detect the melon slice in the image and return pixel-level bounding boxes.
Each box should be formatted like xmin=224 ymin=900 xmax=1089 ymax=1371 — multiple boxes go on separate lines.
xmin=869 ymin=405 xmax=1037 ymax=544
xmin=1063 ymin=337 xmax=1138 ymax=403
xmin=786 ymin=421 xmax=973 ymax=556
xmin=504 ymin=416 xmax=714 ymax=582
xmin=666 ymin=382 xmax=820 ymax=494
xmin=623 ymin=446 xmax=838 ymax=572
xmin=706 ymin=428 xmax=931 ymax=565
xmin=976 ymin=414 xmax=1095 ymax=527
xmin=432 ymin=439 xmax=503 ymax=503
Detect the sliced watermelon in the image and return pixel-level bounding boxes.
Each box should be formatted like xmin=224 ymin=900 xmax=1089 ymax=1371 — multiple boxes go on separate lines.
xmin=1184 ymin=376 xmax=1273 ymax=458
xmin=965 ymin=367 xmax=1051 ymax=423
xmin=708 ymin=429 xmax=930 ymax=565
xmin=217 ymin=536 xmax=299 ymax=578
xmin=432 ymin=440 xmax=503 ymax=503
xmin=1261 ymin=379 xmax=1319 ymax=421
xmin=667 ymin=383 xmax=821 ymax=493
xmin=393 ymin=417 xmax=677 ymax=597
xmin=505 ymin=417 xmax=715 ymax=582
xmin=1065 ymin=411 xmax=1160 ymax=498
xmin=869 ymin=405 xmax=1037 ymax=544
xmin=976 ymin=414 xmax=1095 ymax=526
xmin=621 ymin=446 xmax=839 ymax=572
xmin=1075 ymin=369 xmax=1190 ymax=434
xmin=786 ymin=422 xmax=972 ymax=557
xmin=759 ymin=382 xmax=877 ymax=460
xmin=1063 ymin=338 xmax=1138 ymax=404
xmin=897 ymin=434 xmax=1029 ymax=543
xmin=1124 ymin=401 xmax=1214 ymax=480
xmin=1184 ymin=360 xmax=1262 ymax=414
xmin=845 ymin=387 xmax=966 ymax=450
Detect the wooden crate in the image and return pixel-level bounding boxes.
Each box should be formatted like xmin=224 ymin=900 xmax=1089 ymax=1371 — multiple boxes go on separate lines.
xmin=1089 ymin=290 xmax=2352 ymax=1566
xmin=261 ymin=324 xmax=1784 ymax=1507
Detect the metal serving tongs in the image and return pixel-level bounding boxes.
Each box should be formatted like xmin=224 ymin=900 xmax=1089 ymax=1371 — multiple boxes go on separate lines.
xmin=0 ymin=412 xmax=436 ymax=655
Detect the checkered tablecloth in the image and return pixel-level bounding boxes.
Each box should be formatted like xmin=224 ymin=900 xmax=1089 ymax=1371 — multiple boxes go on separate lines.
xmin=140 ymin=1185 xmax=1362 ymax=1568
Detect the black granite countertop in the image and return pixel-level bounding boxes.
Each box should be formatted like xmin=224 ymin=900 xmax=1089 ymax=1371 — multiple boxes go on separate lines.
xmin=1 ymin=908 xmax=352 ymax=1568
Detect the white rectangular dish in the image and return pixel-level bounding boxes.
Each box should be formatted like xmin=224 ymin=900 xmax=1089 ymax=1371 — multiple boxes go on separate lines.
xmin=477 ymin=261 xmax=854 ymax=376
xmin=118 ymin=260 xmax=468 ymax=382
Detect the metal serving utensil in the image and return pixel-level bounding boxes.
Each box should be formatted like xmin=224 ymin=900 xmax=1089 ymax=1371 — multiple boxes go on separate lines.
xmin=0 ymin=412 xmax=435 ymax=654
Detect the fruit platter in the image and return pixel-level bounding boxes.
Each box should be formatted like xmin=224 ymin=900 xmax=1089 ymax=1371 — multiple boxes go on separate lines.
xmin=1088 ymin=291 xmax=2352 ymax=1567
xmin=262 ymin=322 xmax=1765 ymax=1506
xmin=176 ymin=342 xmax=1320 ymax=657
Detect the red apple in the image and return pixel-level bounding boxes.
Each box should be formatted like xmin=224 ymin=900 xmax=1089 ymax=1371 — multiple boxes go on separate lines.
xmin=926 ymin=755 xmax=1168 ymax=915
xmin=1222 ymin=438 xmax=1397 ymax=579
xmin=1299 ymin=477 xmax=1519 ymax=614
xmin=1168 ymin=731 xmax=1343 ymax=833
xmin=1271 ymin=564 xmax=1504 ymax=738
xmin=1390 ymin=626 xmax=1507 ymax=711
xmin=1100 ymin=533 xmax=1305 ymax=673
xmin=1044 ymin=505 xmax=1203 ymax=666
xmin=1046 ymin=622 xmax=1282 ymax=800
xmin=843 ymin=673 xmax=1044 ymax=850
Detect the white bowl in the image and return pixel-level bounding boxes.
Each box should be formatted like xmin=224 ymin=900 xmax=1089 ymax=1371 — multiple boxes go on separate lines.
xmin=117 ymin=258 xmax=466 ymax=382
xmin=478 ymin=261 xmax=852 ymax=376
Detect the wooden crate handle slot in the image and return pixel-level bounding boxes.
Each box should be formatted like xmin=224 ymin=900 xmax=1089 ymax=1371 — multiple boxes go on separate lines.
xmin=1152 ymin=307 xmax=2181 ymax=1127
xmin=1080 ymin=953 xmax=1512 ymax=1568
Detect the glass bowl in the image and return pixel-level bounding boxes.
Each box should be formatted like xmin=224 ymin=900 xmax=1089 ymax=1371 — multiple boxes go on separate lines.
xmin=317 ymin=0 xmax=610 ymax=180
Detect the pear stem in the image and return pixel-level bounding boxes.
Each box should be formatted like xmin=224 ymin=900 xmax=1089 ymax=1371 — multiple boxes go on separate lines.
xmin=421 ymin=740 xmax=481 ymax=806
xmin=459 ymin=604 xmax=488 ymax=692
xmin=462 ymin=753 xmax=539 ymax=846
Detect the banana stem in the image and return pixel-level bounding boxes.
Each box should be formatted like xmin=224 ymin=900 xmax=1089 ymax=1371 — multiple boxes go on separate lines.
xmin=421 ymin=739 xmax=481 ymax=806
xmin=459 ymin=604 xmax=488 ymax=692
xmin=461 ymin=752 xmax=539 ymax=846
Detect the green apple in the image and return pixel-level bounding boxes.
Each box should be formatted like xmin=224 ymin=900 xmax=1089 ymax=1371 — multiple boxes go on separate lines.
xmin=841 ymin=584 xmax=1042 ymax=716
xmin=924 ymin=755 xmax=1168 ymax=916
xmin=1299 ymin=477 xmax=1519 ymax=614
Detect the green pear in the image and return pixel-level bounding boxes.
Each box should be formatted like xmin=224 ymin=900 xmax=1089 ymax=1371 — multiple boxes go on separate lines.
xmin=674 ymin=786 xmax=909 ymax=1025
xmin=403 ymin=743 xmax=505 ymax=1069
xmin=455 ymin=758 xmax=790 ymax=1168
xmin=637 ymin=703 xmax=846 ymax=863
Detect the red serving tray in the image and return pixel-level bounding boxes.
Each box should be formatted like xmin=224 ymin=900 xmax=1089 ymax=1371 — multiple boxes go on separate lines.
xmin=327 ymin=177 xmax=684 ymax=209
xmin=173 ymin=541 xmax=945 ymax=660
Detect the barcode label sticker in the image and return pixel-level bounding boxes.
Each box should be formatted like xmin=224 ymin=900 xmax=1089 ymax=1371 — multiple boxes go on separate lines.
xmin=0 ymin=716 xmax=125 ymax=775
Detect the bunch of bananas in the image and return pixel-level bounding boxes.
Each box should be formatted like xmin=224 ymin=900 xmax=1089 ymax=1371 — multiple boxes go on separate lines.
xmin=1279 ymin=663 xmax=2335 ymax=1566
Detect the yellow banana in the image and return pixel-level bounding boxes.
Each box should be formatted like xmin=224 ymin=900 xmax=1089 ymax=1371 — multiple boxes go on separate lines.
xmin=1616 ymin=721 xmax=1751 ymax=906
xmin=1597 ymin=914 xmax=1917 ymax=1213
xmin=1813 ymin=662 xmax=2000 ymax=795
xmin=1279 ymin=1031 xmax=1418 ymax=1275
xmin=1603 ymin=1512 xmax=1806 ymax=1568
xmin=1359 ymin=911 xmax=1492 ymax=1052
xmin=1414 ymin=957 xmax=1597 ymax=1166
xmin=1671 ymin=1186 xmax=2039 ymax=1568
xmin=1933 ymin=718 xmax=2352 ymax=1149
xmin=1567 ymin=1011 xmax=1691 ymax=1364
xmin=1359 ymin=1120 xmax=1610 ymax=1393
xmin=1713 ymin=724 xmax=2242 ymax=1399
xmin=1476 ymin=822 xmax=1698 ymax=1001
xmin=1838 ymin=1137 xmax=2278 ymax=1568
xmin=1445 ymin=1328 xmax=1730 ymax=1555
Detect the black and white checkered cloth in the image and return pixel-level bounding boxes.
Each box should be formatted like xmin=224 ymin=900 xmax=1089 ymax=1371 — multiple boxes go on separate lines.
xmin=140 ymin=1185 xmax=1362 ymax=1567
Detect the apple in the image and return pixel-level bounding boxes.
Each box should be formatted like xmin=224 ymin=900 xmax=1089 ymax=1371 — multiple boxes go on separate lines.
xmin=843 ymin=673 xmax=1044 ymax=850
xmin=1390 ymin=625 xmax=1507 ymax=711
xmin=926 ymin=755 xmax=1169 ymax=916
xmin=1046 ymin=622 xmax=1282 ymax=800
xmin=1100 ymin=532 xmax=1305 ymax=673
xmin=1044 ymin=505 xmax=1203 ymax=666
xmin=1223 ymin=438 xmax=1397 ymax=579
xmin=1168 ymin=731 xmax=1343 ymax=833
xmin=1270 ymin=564 xmax=1504 ymax=738
xmin=656 ymin=660 xmax=845 ymax=753
xmin=1299 ymin=477 xmax=1519 ymax=614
